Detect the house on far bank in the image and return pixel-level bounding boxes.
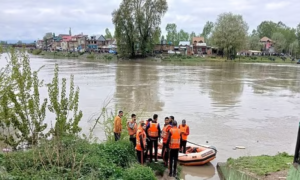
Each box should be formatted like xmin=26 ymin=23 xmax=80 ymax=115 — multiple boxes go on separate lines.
xmin=36 ymin=40 xmax=44 ymax=49
xmin=260 ymin=37 xmax=275 ymax=54
xmin=178 ymin=41 xmax=192 ymax=55
xmin=192 ymin=37 xmax=212 ymax=55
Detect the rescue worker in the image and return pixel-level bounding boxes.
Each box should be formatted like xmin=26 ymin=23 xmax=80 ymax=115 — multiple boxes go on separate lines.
xmin=161 ymin=117 xmax=172 ymax=167
xmin=146 ymin=114 xmax=161 ymax=163
xmin=113 ymin=111 xmax=123 ymax=141
xmin=136 ymin=123 xmax=147 ymax=164
xmin=127 ymin=114 xmax=137 ymax=147
xmin=146 ymin=118 xmax=152 ymax=126
xmin=179 ymin=119 xmax=189 ymax=153
xmin=167 ymin=120 xmax=180 ymax=177
xmin=138 ymin=120 xmax=144 ymax=130
xmin=169 ymin=116 xmax=175 ymax=126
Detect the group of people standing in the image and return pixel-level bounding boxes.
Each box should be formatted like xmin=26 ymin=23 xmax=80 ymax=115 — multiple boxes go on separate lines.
xmin=113 ymin=111 xmax=190 ymax=177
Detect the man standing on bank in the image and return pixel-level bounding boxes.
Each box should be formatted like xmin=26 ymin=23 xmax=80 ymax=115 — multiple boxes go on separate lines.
xmin=179 ymin=119 xmax=189 ymax=153
xmin=114 ymin=111 xmax=123 ymax=141
xmin=161 ymin=117 xmax=172 ymax=167
xmin=127 ymin=114 xmax=137 ymax=147
xmin=146 ymin=114 xmax=161 ymax=163
xmin=136 ymin=123 xmax=147 ymax=164
xmin=167 ymin=120 xmax=180 ymax=177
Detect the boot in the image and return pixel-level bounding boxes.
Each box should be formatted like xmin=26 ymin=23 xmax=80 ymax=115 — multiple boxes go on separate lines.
xmin=173 ymin=170 xmax=177 ymax=177
xmin=169 ymin=165 xmax=172 ymax=177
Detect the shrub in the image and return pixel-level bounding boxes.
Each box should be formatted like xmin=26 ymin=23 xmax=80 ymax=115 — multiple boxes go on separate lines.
xmin=104 ymin=54 xmax=113 ymax=60
xmin=1 ymin=137 xmax=137 ymax=179
xmin=122 ymin=164 xmax=157 ymax=180
xmin=87 ymin=53 xmax=95 ymax=59
xmin=32 ymin=49 xmax=42 ymax=55
xmin=147 ymin=162 xmax=166 ymax=176
xmin=210 ymin=56 xmax=216 ymax=59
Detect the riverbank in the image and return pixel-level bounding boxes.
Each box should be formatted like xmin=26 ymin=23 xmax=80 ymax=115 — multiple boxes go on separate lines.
xmin=218 ymin=152 xmax=293 ymax=180
xmin=29 ymin=50 xmax=298 ymax=65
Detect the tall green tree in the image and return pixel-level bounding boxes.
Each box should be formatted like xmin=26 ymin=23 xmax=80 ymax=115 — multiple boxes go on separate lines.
xmin=289 ymin=40 xmax=298 ymax=57
xmin=113 ymin=0 xmax=168 ymax=57
xmin=272 ymin=32 xmax=286 ymax=53
xmin=248 ymin=34 xmax=261 ymax=51
xmin=297 ymin=23 xmax=300 ymax=53
xmin=0 ymin=49 xmax=48 ymax=149
xmin=201 ymin=21 xmax=214 ymax=40
xmin=189 ymin=31 xmax=196 ymax=43
xmin=178 ymin=29 xmax=189 ymax=42
xmin=105 ymin=28 xmax=113 ymax=39
xmin=257 ymin=21 xmax=279 ymax=38
xmin=47 ymin=64 xmax=83 ymax=137
xmin=166 ymin=23 xmax=177 ymax=45
xmin=211 ymin=13 xmax=248 ymax=59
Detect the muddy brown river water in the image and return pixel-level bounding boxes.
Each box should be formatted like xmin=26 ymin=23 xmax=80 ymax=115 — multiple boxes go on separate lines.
xmin=1 ymin=53 xmax=300 ymax=179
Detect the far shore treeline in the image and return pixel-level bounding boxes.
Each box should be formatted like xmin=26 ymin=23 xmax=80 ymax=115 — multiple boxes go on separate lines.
xmin=112 ymin=0 xmax=300 ymax=59
xmin=1 ymin=0 xmax=300 ymax=59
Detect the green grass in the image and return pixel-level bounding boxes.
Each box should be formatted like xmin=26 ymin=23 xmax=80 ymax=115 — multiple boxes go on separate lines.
xmin=161 ymin=55 xmax=297 ymax=64
xmin=146 ymin=162 xmax=167 ymax=176
xmin=227 ymin=152 xmax=293 ymax=176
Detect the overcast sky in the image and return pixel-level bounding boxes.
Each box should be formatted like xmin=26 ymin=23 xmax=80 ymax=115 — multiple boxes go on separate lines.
xmin=1 ymin=0 xmax=299 ymax=41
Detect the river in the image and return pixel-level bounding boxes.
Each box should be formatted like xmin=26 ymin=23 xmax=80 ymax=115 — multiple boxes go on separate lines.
xmin=1 ymin=53 xmax=300 ymax=179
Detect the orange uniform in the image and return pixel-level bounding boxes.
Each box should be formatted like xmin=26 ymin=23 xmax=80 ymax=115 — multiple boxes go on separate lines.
xmin=147 ymin=122 xmax=159 ymax=138
xmin=169 ymin=127 xmax=181 ymax=149
xmin=179 ymin=125 xmax=189 ymax=141
xmin=127 ymin=121 xmax=137 ymax=136
xmin=136 ymin=129 xmax=146 ymax=151
xmin=162 ymin=124 xmax=172 ymax=143
xmin=113 ymin=116 xmax=122 ymax=133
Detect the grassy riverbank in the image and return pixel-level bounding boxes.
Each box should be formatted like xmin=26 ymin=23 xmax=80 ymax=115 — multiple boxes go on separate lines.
xmin=0 ymin=137 xmax=167 ymax=180
xmin=226 ymin=152 xmax=293 ymax=179
xmin=28 ymin=50 xmax=299 ymax=65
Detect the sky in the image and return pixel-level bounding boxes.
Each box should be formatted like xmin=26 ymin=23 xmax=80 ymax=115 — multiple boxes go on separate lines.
xmin=1 ymin=0 xmax=300 ymax=42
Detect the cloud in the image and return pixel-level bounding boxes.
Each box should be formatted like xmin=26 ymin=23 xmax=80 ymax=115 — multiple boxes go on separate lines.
xmin=0 ymin=0 xmax=299 ymax=41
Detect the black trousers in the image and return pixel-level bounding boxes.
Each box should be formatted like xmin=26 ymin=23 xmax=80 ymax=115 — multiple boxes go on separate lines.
xmin=130 ymin=137 xmax=136 ymax=148
xmin=114 ymin=133 xmax=120 ymax=141
xmin=162 ymin=143 xmax=169 ymax=165
xmin=148 ymin=139 xmax=158 ymax=162
xmin=180 ymin=140 xmax=187 ymax=153
xmin=169 ymin=149 xmax=179 ymax=175
xmin=136 ymin=150 xmax=146 ymax=164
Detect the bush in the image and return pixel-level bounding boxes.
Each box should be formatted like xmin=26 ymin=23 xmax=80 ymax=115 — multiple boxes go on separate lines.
xmin=32 ymin=49 xmax=42 ymax=55
xmin=147 ymin=162 xmax=166 ymax=176
xmin=87 ymin=53 xmax=95 ymax=59
xmin=122 ymin=164 xmax=157 ymax=180
xmin=104 ymin=54 xmax=113 ymax=60
xmin=210 ymin=56 xmax=216 ymax=59
xmin=1 ymin=137 xmax=137 ymax=179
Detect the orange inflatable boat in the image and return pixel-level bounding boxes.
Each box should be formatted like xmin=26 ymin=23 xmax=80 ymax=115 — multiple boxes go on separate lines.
xmin=178 ymin=144 xmax=217 ymax=166
xmin=151 ymin=142 xmax=217 ymax=166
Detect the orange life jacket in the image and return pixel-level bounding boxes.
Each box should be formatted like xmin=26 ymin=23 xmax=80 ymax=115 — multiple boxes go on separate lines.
xmin=136 ymin=129 xmax=146 ymax=151
xmin=162 ymin=124 xmax=172 ymax=143
xmin=169 ymin=127 xmax=181 ymax=149
xmin=127 ymin=121 xmax=137 ymax=136
xmin=179 ymin=125 xmax=189 ymax=141
xmin=147 ymin=122 xmax=159 ymax=137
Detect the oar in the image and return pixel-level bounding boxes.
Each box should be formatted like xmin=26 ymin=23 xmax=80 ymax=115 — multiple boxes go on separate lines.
xmin=187 ymin=140 xmax=217 ymax=152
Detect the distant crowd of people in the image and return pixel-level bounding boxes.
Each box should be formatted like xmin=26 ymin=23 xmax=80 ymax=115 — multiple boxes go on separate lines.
xmin=113 ymin=111 xmax=190 ymax=177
